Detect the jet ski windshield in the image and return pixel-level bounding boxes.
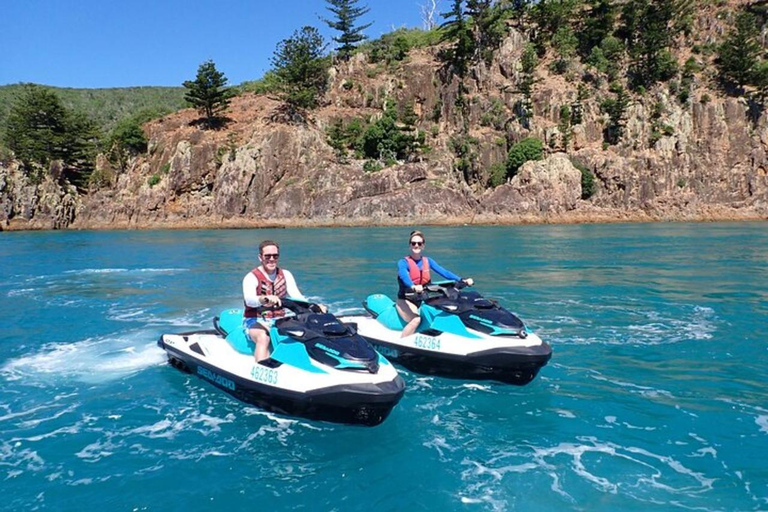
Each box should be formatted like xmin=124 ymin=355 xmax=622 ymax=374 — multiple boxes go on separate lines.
xmin=276 ymin=302 xmax=379 ymax=372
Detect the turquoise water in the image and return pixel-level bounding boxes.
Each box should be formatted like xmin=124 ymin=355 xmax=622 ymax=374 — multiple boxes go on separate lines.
xmin=1 ymin=223 xmax=767 ymax=511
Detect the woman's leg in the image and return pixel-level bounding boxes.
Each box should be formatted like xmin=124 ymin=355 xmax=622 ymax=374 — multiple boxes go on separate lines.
xmin=396 ymin=298 xmax=421 ymax=338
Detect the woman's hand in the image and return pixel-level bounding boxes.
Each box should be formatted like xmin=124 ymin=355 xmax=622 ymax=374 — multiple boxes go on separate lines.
xmin=463 ymin=278 xmax=474 ymax=287
xmin=413 ymin=284 xmax=424 ymax=293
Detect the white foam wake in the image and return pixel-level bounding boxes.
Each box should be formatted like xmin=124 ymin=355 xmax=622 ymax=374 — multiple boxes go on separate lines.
xmin=0 ymin=330 xmax=167 ymax=384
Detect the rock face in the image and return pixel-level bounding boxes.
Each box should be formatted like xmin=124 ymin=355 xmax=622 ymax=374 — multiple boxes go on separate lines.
xmin=3 ymin=19 xmax=768 ymax=230
xmin=0 ymin=163 xmax=79 ymax=230
xmin=481 ymin=154 xmax=582 ymax=214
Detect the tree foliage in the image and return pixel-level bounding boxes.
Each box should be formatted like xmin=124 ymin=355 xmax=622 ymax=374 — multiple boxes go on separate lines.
xmin=506 ymin=137 xmax=543 ymax=177
xmin=322 ymin=0 xmax=373 ymax=60
xmin=618 ymin=0 xmax=688 ymax=89
xmin=578 ymin=0 xmax=617 ymax=57
xmin=717 ymin=11 xmax=762 ymax=92
xmin=326 ymin=101 xmax=425 ymax=165
xmin=183 ymin=60 xmax=233 ymax=128
xmin=600 ymin=83 xmax=631 ymax=145
xmin=272 ymin=26 xmax=329 ymax=110
xmin=105 ymin=110 xmax=157 ymax=171
xmin=440 ymin=0 xmax=475 ymax=76
xmin=2 ymin=84 xmax=99 ymax=188
xmin=466 ymin=0 xmax=509 ymax=62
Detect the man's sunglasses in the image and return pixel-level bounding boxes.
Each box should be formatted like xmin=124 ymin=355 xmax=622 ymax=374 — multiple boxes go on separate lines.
xmin=410 ymin=241 xmax=424 ymax=247
xmin=262 ymin=253 xmax=280 ymax=260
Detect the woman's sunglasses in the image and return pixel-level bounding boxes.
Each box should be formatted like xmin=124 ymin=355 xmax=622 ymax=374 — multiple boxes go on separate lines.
xmin=410 ymin=241 xmax=424 ymax=247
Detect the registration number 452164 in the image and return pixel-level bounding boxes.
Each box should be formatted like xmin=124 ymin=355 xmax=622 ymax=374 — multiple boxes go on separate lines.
xmin=413 ymin=334 xmax=441 ymax=351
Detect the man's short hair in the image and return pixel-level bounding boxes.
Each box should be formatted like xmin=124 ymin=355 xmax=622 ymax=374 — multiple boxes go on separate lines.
xmin=259 ymin=240 xmax=279 ymax=254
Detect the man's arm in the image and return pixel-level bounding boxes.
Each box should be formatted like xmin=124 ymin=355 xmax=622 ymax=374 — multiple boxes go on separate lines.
xmin=282 ymin=270 xmax=307 ymax=301
xmin=242 ymin=273 xmax=262 ymax=307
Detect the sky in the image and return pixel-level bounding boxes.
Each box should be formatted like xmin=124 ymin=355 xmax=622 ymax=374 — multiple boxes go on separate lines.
xmin=0 ymin=0 xmax=432 ymax=89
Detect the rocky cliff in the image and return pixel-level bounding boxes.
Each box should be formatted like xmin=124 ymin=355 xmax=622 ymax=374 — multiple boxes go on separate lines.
xmin=3 ymin=18 xmax=768 ymax=231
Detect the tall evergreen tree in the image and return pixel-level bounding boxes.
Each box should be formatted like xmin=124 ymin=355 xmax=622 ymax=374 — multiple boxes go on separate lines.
xmin=619 ymin=0 xmax=692 ymax=88
xmin=466 ymin=0 xmax=509 ymax=61
xmin=182 ymin=60 xmax=233 ymax=128
xmin=272 ymin=26 xmax=329 ymax=110
xmin=717 ymin=11 xmax=762 ymax=92
xmin=322 ymin=0 xmax=373 ymax=61
xmin=3 ymin=84 xmax=99 ymax=187
xmin=3 ymin=84 xmax=71 ymax=170
xmin=440 ymin=0 xmax=475 ymax=76
xmin=578 ymin=0 xmax=616 ymax=57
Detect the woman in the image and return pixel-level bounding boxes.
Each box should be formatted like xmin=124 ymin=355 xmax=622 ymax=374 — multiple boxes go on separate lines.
xmin=396 ymin=230 xmax=474 ymax=338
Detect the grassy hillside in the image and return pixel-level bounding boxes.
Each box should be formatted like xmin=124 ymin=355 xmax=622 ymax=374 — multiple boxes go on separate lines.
xmin=0 ymin=84 xmax=187 ymax=136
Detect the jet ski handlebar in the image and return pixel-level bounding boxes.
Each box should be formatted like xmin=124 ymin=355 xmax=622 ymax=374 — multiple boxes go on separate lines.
xmin=274 ymin=298 xmax=326 ymax=315
xmin=406 ymin=280 xmax=469 ymax=301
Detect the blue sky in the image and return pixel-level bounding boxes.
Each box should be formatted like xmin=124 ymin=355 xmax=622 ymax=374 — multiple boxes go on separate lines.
xmin=1 ymin=0 xmax=432 ymax=89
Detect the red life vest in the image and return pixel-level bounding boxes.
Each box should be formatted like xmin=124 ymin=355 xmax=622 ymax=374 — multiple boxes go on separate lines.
xmin=406 ymin=256 xmax=431 ymax=285
xmin=244 ymin=267 xmax=287 ymax=318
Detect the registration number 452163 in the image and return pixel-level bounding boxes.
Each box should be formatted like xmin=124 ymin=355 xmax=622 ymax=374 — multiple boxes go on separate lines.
xmin=413 ymin=334 xmax=441 ymax=351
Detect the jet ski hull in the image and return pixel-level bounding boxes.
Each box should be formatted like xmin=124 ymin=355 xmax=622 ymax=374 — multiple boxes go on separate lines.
xmin=158 ymin=330 xmax=405 ymax=426
xmin=346 ymin=314 xmax=552 ymax=385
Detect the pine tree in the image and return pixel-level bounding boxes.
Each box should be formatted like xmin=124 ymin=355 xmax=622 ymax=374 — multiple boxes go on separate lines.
xmin=440 ymin=0 xmax=475 ymax=76
xmin=4 ymin=85 xmax=69 ymax=170
xmin=717 ymin=11 xmax=762 ymax=92
xmin=322 ymin=0 xmax=373 ymax=61
xmin=619 ymin=0 xmax=683 ymax=88
xmin=2 ymin=84 xmax=99 ymax=187
xmin=182 ymin=60 xmax=233 ymax=128
xmin=578 ymin=0 xmax=616 ymax=57
xmin=466 ymin=0 xmax=508 ymax=60
xmin=272 ymin=26 xmax=329 ymax=110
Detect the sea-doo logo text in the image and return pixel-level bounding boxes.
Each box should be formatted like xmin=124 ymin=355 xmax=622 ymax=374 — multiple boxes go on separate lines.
xmin=414 ymin=334 xmax=441 ymax=350
xmin=198 ymin=367 xmax=236 ymax=390
xmin=316 ymin=343 xmax=340 ymax=356
xmin=469 ymin=314 xmax=494 ymax=325
xmin=251 ymin=366 xmax=278 ymax=385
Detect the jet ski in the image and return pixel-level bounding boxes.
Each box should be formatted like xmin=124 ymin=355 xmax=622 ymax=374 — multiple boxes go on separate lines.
xmin=345 ymin=281 xmax=552 ymax=385
xmin=157 ymin=298 xmax=405 ymax=426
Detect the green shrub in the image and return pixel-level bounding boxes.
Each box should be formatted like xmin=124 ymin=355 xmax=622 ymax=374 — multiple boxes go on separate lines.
xmin=488 ymin=162 xmax=507 ymax=187
xmin=571 ymin=159 xmax=597 ymax=199
xmin=506 ymin=137 xmax=543 ymax=177
xmin=147 ymin=174 xmax=161 ymax=187
xmin=363 ymin=28 xmax=441 ymax=64
xmin=480 ymin=98 xmax=506 ymax=129
xmin=363 ymin=160 xmax=382 ymax=172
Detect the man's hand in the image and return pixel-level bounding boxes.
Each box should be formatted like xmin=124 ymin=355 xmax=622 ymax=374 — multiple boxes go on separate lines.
xmin=318 ymin=304 xmax=328 ymax=314
xmin=261 ymin=295 xmax=281 ymax=307
xmin=463 ymin=278 xmax=474 ymax=287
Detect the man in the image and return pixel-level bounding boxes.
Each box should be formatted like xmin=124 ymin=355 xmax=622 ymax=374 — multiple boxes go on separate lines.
xmin=242 ymin=240 xmax=324 ymax=362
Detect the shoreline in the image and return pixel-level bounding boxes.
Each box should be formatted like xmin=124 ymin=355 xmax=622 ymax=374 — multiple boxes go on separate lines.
xmin=2 ymin=207 xmax=766 ymax=232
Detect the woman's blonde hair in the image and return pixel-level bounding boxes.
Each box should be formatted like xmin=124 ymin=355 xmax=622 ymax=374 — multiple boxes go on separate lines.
xmin=409 ymin=230 xmax=425 ymax=242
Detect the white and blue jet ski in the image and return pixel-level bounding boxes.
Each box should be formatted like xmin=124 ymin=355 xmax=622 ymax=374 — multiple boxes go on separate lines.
xmin=157 ymin=299 xmax=405 ymax=426
xmin=345 ymin=282 xmax=552 ymax=385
